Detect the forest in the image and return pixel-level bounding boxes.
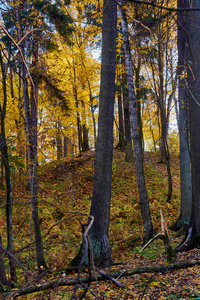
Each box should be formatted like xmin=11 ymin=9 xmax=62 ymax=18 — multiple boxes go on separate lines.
xmin=0 ymin=0 xmax=200 ymax=299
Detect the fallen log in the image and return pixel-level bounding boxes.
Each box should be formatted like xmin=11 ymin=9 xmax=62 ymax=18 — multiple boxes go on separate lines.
xmin=4 ymin=259 xmax=200 ymax=298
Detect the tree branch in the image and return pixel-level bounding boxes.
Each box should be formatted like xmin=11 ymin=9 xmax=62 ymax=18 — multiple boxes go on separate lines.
xmin=126 ymin=0 xmax=200 ymax=12
xmin=4 ymin=259 xmax=200 ymax=298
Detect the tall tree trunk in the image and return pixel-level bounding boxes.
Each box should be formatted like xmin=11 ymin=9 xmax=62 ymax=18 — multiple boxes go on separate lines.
xmin=64 ymin=136 xmax=68 ymax=157
xmin=73 ymin=60 xmax=82 ymax=155
xmin=122 ymin=55 xmax=134 ymax=162
xmin=16 ymin=4 xmax=46 ymax=270
xmin=0 ymin=49 xmax=16 ymax=283
xmin=0 ymin=233 xmax=7 ymax=290
xmin=171 ymin=0 xmax=192 ymax=231
xmin=21 ymin=45 xmax=47 ymax=272
xmin=15 ymin=73 xmax=24 ymax=176
xmin=116 ymin=52 xmax=125 ymax=150
xmin=88 ymin=0 xmax=117 ymax=267
xmin=117 ymin=84 xmax=126 ymax=149
xmin=177 ymin=0 xmax=200 ymax=250
xmin=116 ymin=70 xmax=126 ymax=149
xmin=81 ymin=99 xmax=89 ymax=152
xmin=120 ymin=6 xmax=154 ymax=242
xmin=135 ymin=60 xmax=144 ymax=155
xmin=56 ymin=121 xmax=63 ymax=160
xmin=157 ymin=31 xmax=172 ymax=202
xmin=88 ymin=81 xmax=97 ymax=150
xmin=0 ymin=158 xmax=3 ymax=185
xmin=69 ymin=0 xmax=117 ymax=269
xmin=158 ymin=32 xmax=167 ymax=163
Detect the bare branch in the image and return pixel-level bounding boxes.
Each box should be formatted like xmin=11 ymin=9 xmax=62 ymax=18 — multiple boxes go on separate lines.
xmin=70 ymin=215 xmax=94 ymax=299
xmin=0 ymin=244 xmax=38 ymax=280
xmin=123 ymin=0 xmax=200 ymax=12
xmin=140 ymin=233 xmax=164 ymax=252
xmin=0 ymin=23 xmax=37 ymax=111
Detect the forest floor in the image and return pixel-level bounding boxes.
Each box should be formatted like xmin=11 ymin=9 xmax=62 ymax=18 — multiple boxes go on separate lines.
xmin=1 ymin=149 xmax=200 ymax=299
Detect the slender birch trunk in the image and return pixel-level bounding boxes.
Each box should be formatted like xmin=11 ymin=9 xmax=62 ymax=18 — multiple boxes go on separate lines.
xmin=120 ymin=6 xmax=154 ymax=242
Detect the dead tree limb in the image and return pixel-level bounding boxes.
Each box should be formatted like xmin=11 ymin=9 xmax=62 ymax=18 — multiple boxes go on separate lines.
xmin=70 ymin=215 xmax=94 ymax=300
xmin=3 ymin=259 xmax=200 ymax=299
xmin=140 ymin=209 xmax=176 ymax=263
xmin=160 ymin=209 xmax=177 ymax=263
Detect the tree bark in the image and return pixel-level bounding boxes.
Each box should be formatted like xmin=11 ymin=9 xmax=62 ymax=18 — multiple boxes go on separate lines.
xmin=88 ymin=0 xmax=117 ymax=267
xmin=157 ymin=31 xmax=172 ymax=201
xmin=120 ymin=6 xmax=154 ymax=242
xmin=187 ymin=0 xmax=200 ymax=246
xmin=64 ymin=136 xmax=68 ymax=157
xmin=88 ymin=81 xmax=97 ymax=150
xmin=177 ymin=0 xmax=200 ymax=250
xmin=69 ymin=0 xmax=117 ymax=269
xmin=116 ymin=53 xmax=126 ymax=150
xmin=122 ymin=63 xmax=134 ymax=162
xmin=0 ymin=234 xmax=7 ymax=290
xmin=81 ymin=99 xmax=89 ymax=152
xmin=56 ymin=121 xmax=63 ymax=160
xmin=72 ymin=59 xmax=82 ymax=155
xmin=117 ymin=82 xmax=126 ymax=149
xmin=21 ymin=43 xmax=47 ymax=271
xmin=0 ymin=49 xmax=16 ymax=283
xmin=135 ymin=58 xmax=144 ymax=155
xmin=171 ymin=0 xmax=192 ymax=231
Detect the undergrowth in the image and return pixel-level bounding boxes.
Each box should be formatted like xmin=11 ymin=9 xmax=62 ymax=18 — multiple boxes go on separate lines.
xmin=1 ymin=150 xmax=199 ymax=299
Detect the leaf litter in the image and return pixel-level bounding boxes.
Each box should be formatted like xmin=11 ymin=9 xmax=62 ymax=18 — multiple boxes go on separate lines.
xmin=1 ymin=149 xmax=200 ymax=299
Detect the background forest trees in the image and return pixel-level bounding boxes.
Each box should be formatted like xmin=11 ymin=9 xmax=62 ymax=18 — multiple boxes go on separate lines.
xmin=1 ymin=0 xmax=200 ymax=297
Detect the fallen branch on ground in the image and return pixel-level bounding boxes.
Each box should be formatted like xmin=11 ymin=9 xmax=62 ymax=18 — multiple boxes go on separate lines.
xmin=3 ymin=259 xmax=200 ymax=298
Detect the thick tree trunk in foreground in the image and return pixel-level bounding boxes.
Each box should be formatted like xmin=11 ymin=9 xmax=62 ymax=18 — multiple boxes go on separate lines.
xmin=178 ymin=0 xmax=200 ymax=250
xmin=120 ymin=7 xmax=154 ymax=242
xmin=88 ymin=0 xmax=117 ymax=267
xmin=172 ymin=0 xmax=192 ymax=231
xmin=188 ymin=3 xmax=200 ymax=246
xmin=69 ymin=0 xmax=117 ymax=269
